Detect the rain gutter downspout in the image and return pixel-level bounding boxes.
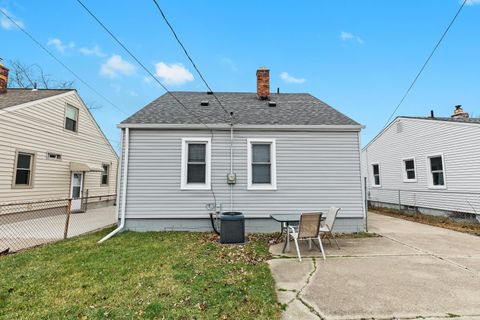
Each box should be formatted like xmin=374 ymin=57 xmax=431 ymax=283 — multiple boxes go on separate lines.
xmin=99 ymin=127 xmax=130 ymax=243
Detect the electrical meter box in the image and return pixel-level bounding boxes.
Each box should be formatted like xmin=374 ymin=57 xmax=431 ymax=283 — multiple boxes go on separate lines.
xmin=227 ymin=173 xmax=236 ymax=184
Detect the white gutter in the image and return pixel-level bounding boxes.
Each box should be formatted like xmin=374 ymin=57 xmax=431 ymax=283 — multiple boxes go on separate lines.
xmin=117 ymin=123 xmax=364 ymax=131
xmin=99 ymin=127 xmax=130 ymax=243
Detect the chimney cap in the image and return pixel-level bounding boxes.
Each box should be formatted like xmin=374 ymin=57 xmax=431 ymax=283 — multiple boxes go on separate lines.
xmin=257 ymin=66 xmax=269 ymax=71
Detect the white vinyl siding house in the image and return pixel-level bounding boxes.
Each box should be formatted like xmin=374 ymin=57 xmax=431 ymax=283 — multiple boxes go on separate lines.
xmin=116 ymin=88 xmax=366 ymax=233
xmin=362 ymin=116 xmax=480 ymax=217
xmin=0 ymin=89 xmax=118 ymax=205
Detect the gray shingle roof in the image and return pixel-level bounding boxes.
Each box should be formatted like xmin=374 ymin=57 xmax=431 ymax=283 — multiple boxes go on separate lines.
xmin=122 ymin=92 xmax=360 ymax=126
xmin=0 ymin=88 xmax=72 ymax=110
xmin=400 ymin=116 xmax=480 ymax=124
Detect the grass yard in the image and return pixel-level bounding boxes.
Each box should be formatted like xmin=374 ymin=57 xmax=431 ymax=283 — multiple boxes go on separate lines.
xmin=0 ymin=229 xmax=281 ymax=319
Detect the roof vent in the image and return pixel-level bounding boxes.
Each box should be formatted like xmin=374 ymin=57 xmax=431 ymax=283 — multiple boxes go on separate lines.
xmin=268 ymin=101 xmax=276 ymax=107
xmin=206 ymin=91 xmax=214 ymax=95
xmin=200 ymin=101 xmax=209 ymax=106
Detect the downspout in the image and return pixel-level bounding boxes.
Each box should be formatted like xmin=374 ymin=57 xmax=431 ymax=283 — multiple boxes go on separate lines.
xmin=230 ymin=120 xmax=234 ymax=212
xmin=99 ymin=127 xmax=130 ymax=243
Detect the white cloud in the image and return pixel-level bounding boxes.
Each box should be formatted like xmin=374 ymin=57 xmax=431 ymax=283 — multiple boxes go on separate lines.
xmin=465 ymin=0 xmax=480 ymax=5
xmin=47 ymin=38 xmax=75 ymax=53
xmin=79 ymin=45 xmax=107 ymax=57
xmin=154 ymin=62 xmax=194 ymax=85
xmin=0 ymin=8 xmax=24 ymax=30
xmin=280 ymin=72 xmax=306 ymax=84
xmin=129 ymin=90 xmax=138 ymax=97
xmin=100 ymin=54 xmax=135 ymax=78
xmin=220 ymin=57 xmax=238 ymax=71
xmin=340 ymin=31 xmax=364 ymax=44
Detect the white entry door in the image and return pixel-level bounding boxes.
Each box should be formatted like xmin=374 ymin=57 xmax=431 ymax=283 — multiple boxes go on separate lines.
xmin=70 ymin=172 xmax=84 ymax=212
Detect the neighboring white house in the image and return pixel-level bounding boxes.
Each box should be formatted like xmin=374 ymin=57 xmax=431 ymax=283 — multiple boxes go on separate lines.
xmin=0 ymin=62 xmax=118 ymax=211
xmin=116 ymin=67 xmax=366 ymax=233
xmin=362 ymin=106 xmax=480 ymax=218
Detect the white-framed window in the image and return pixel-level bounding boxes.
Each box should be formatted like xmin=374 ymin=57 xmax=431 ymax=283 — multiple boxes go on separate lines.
xmin=427 ymin=154 xmax=446 ymax=188
xmin=181 ymin=138 xmax=211 ymax=190
xmin=402 ymin=157 xmax=417 ymax=182
xmin=247 ymin=138 xmax=277 ymax=190
xmin=101 ymin=164 xmax=110 ymax=186
xmin=65 ymin=104 xmax=79 ymax=132
xmin=372 ymin=163 xmax=381 ymax=187
xmin=13 ymin=151 xmax=35 ymax=188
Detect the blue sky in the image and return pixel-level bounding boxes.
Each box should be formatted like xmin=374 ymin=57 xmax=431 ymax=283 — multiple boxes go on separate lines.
xmin=1 ymin=0 xmax=479 ymax=150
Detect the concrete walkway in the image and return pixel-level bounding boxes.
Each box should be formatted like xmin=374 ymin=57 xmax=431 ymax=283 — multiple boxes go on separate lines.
xmin=0 ymin=205 xmax=116 ymax=252
xmin=269 ymin=212 xmax=480 ymax=320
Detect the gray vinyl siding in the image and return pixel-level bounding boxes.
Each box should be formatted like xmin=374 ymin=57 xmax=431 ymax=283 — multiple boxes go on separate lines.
xmin=362 ymin=118 xmax=480 ymax=214
xmin=119 ymin=129 xmax=364 ymax=224
xmin=0 ymin=92 xmax=118 ymax=203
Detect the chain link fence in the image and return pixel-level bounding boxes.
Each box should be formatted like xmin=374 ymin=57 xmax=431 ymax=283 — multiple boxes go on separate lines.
xmin=0 ymin=194 xmax=116 ymax=254
xmin=368 ymin=188 xmax=480 ymax=221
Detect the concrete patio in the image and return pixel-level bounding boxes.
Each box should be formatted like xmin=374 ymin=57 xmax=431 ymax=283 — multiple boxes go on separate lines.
xmin=269 ymin=212 xmax=480 ymax=320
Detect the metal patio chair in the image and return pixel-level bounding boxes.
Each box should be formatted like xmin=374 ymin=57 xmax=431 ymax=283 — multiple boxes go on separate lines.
xmin=288 ymin=212 xmax=326 ymax=262
xmin=320 ymin=207 xmax=341 ymax=249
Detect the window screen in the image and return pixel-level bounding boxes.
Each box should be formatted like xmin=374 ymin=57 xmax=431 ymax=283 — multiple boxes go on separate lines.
xmin=252 ymin=144 xmax=271 ymax=184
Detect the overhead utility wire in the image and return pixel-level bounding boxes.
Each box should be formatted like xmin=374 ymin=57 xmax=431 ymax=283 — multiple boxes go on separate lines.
xmin=0 ymin=8 xmax=127 ymax=115
xmin=383 ymin=0 xmax=468 ymax=127
xmin=75 ymin=0 xmax=213 ymax=131
xmin=151 ymin=0 xmax=232 ymax=120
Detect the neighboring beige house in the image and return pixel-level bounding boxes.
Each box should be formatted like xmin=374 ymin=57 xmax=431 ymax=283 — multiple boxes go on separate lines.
xmin=0 ymin=63 xmax=118 ymax=211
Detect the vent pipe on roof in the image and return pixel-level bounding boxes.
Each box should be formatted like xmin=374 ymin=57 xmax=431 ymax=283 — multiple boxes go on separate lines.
xmin=200 ymin=101 xmax=209 ymax=106
xmin=430 ymin=110 xmax=435 ymax=118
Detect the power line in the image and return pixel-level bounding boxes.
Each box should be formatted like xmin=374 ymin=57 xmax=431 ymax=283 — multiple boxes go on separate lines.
xmin=151 ymin=0 xmax=232 ymax=120
xmin=0 ymin=8 xmax=127 ymax=115
xmin=75 ymin=0 xmax=214 ymax=131
xmin=383 ymin=0 xmax=468 ymax=127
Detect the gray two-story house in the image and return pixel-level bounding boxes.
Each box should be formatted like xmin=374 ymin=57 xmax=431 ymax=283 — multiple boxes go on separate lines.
xmin=116 ymin=67 xmax=365 ymax=232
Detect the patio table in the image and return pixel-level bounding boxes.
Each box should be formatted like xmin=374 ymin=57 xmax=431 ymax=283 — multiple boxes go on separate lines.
xmin=270 ymin=213 xmax=325 ymax=253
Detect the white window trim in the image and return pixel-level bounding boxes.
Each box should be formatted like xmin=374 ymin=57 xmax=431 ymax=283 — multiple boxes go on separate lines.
xmin=426 ymin=153 xmax=447 ymax=189
xmin=402 ymin=157 xmax=417 ymax=183
xmin=181 ymin=137 xmax=211 ymax=190
xmin=371 ymin=162 xmax=381 ymax=187
xmin=247 ymin=138 xmax=277 ymax=191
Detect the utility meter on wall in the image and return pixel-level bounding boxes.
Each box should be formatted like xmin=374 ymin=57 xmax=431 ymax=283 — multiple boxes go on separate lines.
xmin=227 ymin=173 xmax=236 ymax=184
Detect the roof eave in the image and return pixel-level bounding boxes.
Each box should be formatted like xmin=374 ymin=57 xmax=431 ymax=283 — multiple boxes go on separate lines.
xmin=117 ymin=123 xmax=364 ymax=131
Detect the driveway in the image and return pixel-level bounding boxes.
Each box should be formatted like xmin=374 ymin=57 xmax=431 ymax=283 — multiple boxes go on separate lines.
xmin=269 ymin=212 xmax=480 ymax=319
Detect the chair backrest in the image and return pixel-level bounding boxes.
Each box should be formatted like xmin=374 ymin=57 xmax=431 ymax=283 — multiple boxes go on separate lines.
xmin=298 ymin=212 xmax=322 ymax=238
xmin=325 ymin=207 xmax=341 ymax=230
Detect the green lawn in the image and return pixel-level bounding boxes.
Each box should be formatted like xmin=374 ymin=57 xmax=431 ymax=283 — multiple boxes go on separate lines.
xmin=0 ymin=229 xmax=281 ymax=319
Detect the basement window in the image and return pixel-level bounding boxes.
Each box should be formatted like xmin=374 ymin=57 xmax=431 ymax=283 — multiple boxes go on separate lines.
xmin=181 ymin=138 xmax=211 ymax=190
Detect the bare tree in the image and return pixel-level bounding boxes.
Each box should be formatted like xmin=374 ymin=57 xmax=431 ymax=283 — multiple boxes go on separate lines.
xmin=7 ymin=60 xmax=74 ymax=89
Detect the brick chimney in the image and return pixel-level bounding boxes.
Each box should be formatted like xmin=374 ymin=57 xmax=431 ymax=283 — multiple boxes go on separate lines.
xmin=256 ymin=66 xmax=270 ymax=100
xmin=451 ymin=105 xmax=469 ymax=119
xmin=0 ymin=59 xmax=8 ymax=94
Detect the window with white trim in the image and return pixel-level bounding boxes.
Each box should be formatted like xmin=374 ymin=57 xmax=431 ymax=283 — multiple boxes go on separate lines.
xmin=403 ymin=158 xmax=416 ymax=182
xmin=101 ymin=164 xmax=110 ymax=185
xmin=372 ymin=163 xmax=381 ymax=186
xmin=428 ymin=155 xmax=445 ymax=187
xmin=247 ymin=139 xmax=277 ymax=190
xmin=65 ymin=104 xmax=78 ymax=132
xmin=14 ymin=152 xmax=34 ymax=187
xmin=181 ymin=138 xmax=211 ymax=190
